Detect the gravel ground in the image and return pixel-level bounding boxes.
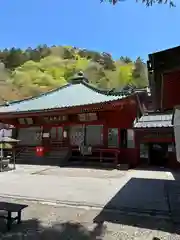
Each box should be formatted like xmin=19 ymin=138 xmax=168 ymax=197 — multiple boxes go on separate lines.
xmin=0 ymin=198 xmax=179 ymax=240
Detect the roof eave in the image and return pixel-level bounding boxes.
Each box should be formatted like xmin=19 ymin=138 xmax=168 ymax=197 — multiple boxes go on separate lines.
xmin=0 ymin=96 xmax=132 ymax=118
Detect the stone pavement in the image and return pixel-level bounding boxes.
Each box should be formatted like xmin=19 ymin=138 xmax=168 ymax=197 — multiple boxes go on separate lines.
xmin=0 ymin=165 xmax=179 ymax=218
xmin=0 ymin=198 xmax=179 ymax=240
xmin=0 ymin=166 xmax=179 ymax=238
xmin=0 ymin=166 xmax=129 ymax=208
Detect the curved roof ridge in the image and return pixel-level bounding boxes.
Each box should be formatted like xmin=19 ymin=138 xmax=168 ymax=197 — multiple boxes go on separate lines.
xmin=81 ymin=81 xmax=128 ymax=96
xmin=5 ymin=79 xmax=129 ymax=107
xmin=81 ymin=81 xmax=111 ymax=95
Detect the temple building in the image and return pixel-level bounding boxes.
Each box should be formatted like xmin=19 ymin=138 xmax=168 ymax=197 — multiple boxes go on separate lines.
xmin=134 ymin=46 xmax=180 ymax=169
xmin=1 ymin=46 xmax=180 ymax=169
xmin=0 ymin=73 xmax=140 ymax=168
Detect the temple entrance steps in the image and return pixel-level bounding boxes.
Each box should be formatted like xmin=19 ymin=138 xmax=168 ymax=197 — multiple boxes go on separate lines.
xmin=15 ymin=147 xmax=71 ymax=166
xmin=46 ymin=148 xmax=71 ymax=166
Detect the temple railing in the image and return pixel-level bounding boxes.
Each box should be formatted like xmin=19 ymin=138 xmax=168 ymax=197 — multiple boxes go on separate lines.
xmin=70 ymin=146 xmax=120 ymax=165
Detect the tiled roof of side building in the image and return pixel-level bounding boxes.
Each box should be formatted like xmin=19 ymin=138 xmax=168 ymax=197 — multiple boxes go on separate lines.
xmin=0 ymin=77 xmax=130 ymax=114
xmin=134 ymin=113 xmax=173 ymax=128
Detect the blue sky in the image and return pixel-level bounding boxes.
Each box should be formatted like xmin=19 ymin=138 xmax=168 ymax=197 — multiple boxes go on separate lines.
xmin=0 ymin=0 xmax=179 ymax=61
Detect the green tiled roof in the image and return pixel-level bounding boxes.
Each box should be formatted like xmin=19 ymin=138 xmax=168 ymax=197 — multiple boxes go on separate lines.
xmin=0 ymin=80 xmax=129 ymax=114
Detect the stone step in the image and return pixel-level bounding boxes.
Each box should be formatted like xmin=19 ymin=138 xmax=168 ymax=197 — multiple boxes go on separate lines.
xmin=16 ymin=149 xmax=71 ymax=166
xmin=19 ymin=150 xmax=68 ymax=155
xmin=16 ymin=157 xmax=68 ymax=166
xmin=17 ymin=155 xmax=67 ymax=159
xmin=19 ymin=154 xmax=68 ymax=159
xmin=17 ymin=153 xmax=68 ymax=158
xmin=17 ymin=158 xmax=67 ymax=162
xmin=16 ymin=152 xmax=34 ymax=155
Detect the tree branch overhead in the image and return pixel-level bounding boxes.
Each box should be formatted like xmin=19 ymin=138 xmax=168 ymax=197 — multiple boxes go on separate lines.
xmin=101 ymin=0 xmax=175 ymax=6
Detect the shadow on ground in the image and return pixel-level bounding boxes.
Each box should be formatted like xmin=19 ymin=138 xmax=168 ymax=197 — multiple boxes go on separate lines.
xmin=1 ymin=177 xmax=180 ymax=238
xmin=0 ymin=218 xmax=106 ymax=240
xmin=94 ymin=177 xmax=180 ymax=235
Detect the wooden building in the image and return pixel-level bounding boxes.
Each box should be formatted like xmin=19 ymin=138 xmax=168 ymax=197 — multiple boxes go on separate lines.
xmin=0 ymin=74 xmax=140 ymax=168
xmin=134 ymin=46 xmax=180 ymax=169
xmin=148 ymin=45 xmax=180 ymax=111
xmin=3 ymin=44 xmax=180 ymax=169
xmin=134 ymin=113 xmax=177 ymax=168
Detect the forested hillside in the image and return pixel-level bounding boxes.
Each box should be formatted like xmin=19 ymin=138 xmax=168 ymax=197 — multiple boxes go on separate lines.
xmin=0 ymin=45 xmax=148 ymax=103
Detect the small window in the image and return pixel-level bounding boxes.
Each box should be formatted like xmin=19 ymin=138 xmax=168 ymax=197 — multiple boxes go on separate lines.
xmin=78 ymin=113 xmax=97 ymax=122
xmin=26 ymin=118 xmax=33 ymax=125
xmin=18 ymin=118 xmax=26 ymax=124
xmin=62 ymin=115 xmax=68 ymax=121
xmin=78 ymin=114 xmax=86 ymax=122
xmin=88 ymin=113 xmax=97 ymax=121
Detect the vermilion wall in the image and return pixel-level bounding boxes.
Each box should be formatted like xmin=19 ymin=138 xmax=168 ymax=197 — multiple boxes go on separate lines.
xmin=9 ymin=97 xmax=139 ymax=167
xmin=119 ymin=148 xmax=140 ymax=167
xmin=100 ymin=100 xmax=137 ymax=129
xmin=163 ymin=70 xmax=180 ymax=109
xmin=135 ymin=128 xmax=174 ymax=144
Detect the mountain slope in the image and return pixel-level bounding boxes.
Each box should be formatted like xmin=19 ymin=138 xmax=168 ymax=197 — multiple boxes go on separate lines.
xmin=0 ymin=45 xmax=148 ymax=102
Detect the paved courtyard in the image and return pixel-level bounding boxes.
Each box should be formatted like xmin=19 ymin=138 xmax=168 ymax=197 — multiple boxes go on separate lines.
xmin=0 ymin=165 xmax=177 ymax=212
xmin=0 ymin=165 xmax=180 ymax=239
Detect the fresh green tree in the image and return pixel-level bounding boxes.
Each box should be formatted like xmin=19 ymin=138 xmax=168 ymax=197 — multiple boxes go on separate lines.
xmin=0 ymin=45 xmax=149 ymax=100
xmin=132 ymin=57 xmax=148 ymax=87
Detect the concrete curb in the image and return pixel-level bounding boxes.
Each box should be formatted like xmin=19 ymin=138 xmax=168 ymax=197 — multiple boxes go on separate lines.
xmin=0 ymin=193 xmax=172 ymax=220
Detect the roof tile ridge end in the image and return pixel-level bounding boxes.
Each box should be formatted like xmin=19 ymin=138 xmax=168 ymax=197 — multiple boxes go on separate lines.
xmin=81 ymin=81 xmax=111 ymax=95
xmin=82 ymin=81 xmax=129 ymax=97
